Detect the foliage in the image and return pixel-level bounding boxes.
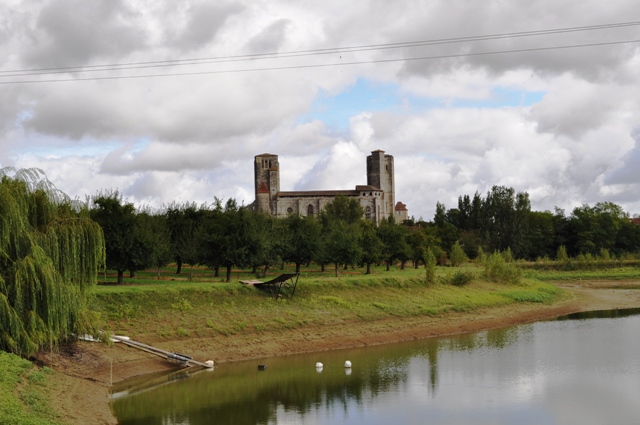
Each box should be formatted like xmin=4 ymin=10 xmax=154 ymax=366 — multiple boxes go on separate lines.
xmin=359 ymin=221 xmax=384 ymax=274
xmin=482 ymin=251 xmax=522 ymax=285
xmin=377 ymin=217 xmax=410 ymax=271
xmin=165 ymin=202 xmax=208 ymax=276
xmin=0 ymin=177 xmax=105 ymax=356
xmin=201 ymin=199 xmax=259 ymax=282
xmin=442 ymin=270 xmax=475 ymax=286
xmin=424 ymin=247 xmax=437 ymax=284
xmin=280 ymin=214 xmax=320 ymax=273
xmin=449 ymin=241 xmax=468 ymax=267
xmin=90 ymin=191 xmax=135 ymax=284
xmin=435 ymin=186 xmax=640 ymax=262
xmin=323 ymin=195 xmax=365 ymax=224
xmin=323 ymin=220 xmax=362 ymax=277
xmin=556 ymin=245 xmax=568 ymax=261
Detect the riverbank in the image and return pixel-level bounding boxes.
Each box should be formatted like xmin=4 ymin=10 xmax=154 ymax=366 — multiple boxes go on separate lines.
xmin=37 ymin=279 xmax=640 ymax=425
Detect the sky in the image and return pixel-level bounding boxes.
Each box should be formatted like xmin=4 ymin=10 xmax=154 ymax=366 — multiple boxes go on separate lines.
xmin=2 ymin=0 xmax=640 ymax=220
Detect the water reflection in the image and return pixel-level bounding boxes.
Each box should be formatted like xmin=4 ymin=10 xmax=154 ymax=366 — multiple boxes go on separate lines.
xmin=111 ymin=308 xmax=640 ymax=425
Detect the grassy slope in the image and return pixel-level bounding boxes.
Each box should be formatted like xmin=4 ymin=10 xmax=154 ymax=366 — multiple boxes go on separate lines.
xmin=94 ymin=265 xmax=566 ymax=343
xmin=0 ymin=351 xmax=64 ymax=425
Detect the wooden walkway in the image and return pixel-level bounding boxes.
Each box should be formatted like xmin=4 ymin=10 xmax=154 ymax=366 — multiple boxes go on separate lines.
xmin=111 ymin=336 xmax=213 ymax=368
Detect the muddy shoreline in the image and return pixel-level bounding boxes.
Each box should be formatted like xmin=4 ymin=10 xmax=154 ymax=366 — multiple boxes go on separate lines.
xmin=38 ymin=282 xmax=640 ymax=425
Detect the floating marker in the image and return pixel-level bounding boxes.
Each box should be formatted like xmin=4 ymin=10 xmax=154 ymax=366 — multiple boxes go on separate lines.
xmin=315 ymin=362 xmax=323 ymax=368
xmin=344 ymin=360 xmax=352 ymax=368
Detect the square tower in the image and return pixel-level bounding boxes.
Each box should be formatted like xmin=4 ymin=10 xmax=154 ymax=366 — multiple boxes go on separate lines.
xmin=254 ymin=153 xmax=279 ymax=214
xmin=366 ymin=150 xmax=395 ymax=219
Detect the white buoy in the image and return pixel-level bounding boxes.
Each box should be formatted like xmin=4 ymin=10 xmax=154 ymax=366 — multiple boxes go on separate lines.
xmin=344 ymin=360 xmax=352 ymax=368
xmin=315 ymin=362 xmax=323 ymax=368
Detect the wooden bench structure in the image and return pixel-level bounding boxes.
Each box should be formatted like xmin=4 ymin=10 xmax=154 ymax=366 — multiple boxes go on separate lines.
xmin=240 ymin=273 xmax=300 ymax=299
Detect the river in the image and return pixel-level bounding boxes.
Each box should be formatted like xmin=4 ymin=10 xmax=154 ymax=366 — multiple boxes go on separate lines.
xmin=110 ymin=308 xmax=640 ymax=425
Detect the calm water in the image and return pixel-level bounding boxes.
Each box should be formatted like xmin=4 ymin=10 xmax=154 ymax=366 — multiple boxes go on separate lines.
xmin=111 ymin=309 xmax=640 ymax=425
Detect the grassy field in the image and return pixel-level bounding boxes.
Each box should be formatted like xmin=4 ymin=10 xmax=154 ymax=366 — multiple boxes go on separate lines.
xmin=0 ymin=352 xmax=64 ymax=425
xmin=94 ymin=263 xmax=566 ymax=342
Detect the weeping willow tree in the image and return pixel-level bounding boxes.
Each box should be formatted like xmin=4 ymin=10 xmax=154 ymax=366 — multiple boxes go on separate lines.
xmin=0 ymin=174 xmax=105 ymax=356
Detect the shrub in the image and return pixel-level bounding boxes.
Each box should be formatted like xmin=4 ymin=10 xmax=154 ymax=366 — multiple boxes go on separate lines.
xmin=449 ymin=241 xmax=468 ymax=267
xmin=599 ymin=248 xmax=611 ymax=262
xmin=483 ymin=251 xmax=522 ymax=285
xmin=444 ymin=270 xmax=475 ymax=286
xmin=476 ymin=246 xmax=486 ymax=264
xmin=501 ymin=247 xmax=513 ymax=263
xmin=424 ymin=247 xmax=437 ymax=284
xmin=556 ymin=245 xmax=568 ymax=262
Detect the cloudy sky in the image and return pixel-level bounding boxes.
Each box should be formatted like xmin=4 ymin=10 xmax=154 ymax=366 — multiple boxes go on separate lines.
xmin=2 ymin=0 xmax=640 ymax=219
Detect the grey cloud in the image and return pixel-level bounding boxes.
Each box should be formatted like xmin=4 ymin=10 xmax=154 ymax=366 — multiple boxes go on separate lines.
xmin=21 ymin=71 xmax=313 ymax=143
xmin=245 ymin=19 xmax=290 ymax=54
xmin=124 ymin=172 xmax=164 ymax=199
xmin=393 ymin=0 xmax=640 ymax=84
xmin=605 ymin=131 xmax=640 ymax=185
xmin=22 ymin=86 xmax=132 ymax=139
xmin=530 ymin=84 xmax=629 ymax=139
xmin=24 ymin=0 xmax=147 ymax=67
xmin=100 ymin=142 xmax=230 ymax=175
xmin=166 ymin=2 xmax=244 ymax=51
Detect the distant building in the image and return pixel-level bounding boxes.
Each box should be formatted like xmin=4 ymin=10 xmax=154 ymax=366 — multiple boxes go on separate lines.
xmin=251 ymin=150 xmax=407 ymax=224
xmin=394 ymin=201 xmax=408 ymax=223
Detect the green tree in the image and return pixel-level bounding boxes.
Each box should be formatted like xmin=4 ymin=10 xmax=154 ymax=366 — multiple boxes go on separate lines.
xmin=449 ymin=241 xmax=468 ymax=267
xmin=280 ymin=214 xmax=321 ymax=273
xmin=377 ymin=217 xmax=410 ymax=271
xmin=90 ymin=191 xmax=135 ymax=284
xmin=568 ymin=202 xmax=627 ymax=256
xmin=482 ymin=186 xmax=531 ymax=258
xmin=201 ymin=199 xmax=256 ymax=282
xmin=165 ymin=202 xmax=207 ymax=277
xmin=323 ymin=195 xmax=364 ymax=224
xmin=527 ymin=210 xmax=556 ymax=260
xmin=135 ymin=212 xmax=172 ymax=279
xmin=323 ymin=221 xmax=362 ymax=277
xmin=250 ymin=212 xmax=281 ymax=277
xmin=433 ymin=201 xmax=459 ymax=253
xmin=359 ymin=221 xmax=384 ymax=274
xmin=0 ymin=176 xmax=105 ymax=356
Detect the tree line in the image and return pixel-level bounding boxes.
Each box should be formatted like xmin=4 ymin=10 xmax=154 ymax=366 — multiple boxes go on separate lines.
xmin=89 ymin=185 xmax=640 ymax=285
xmin=426 ymin=185 xmax=640 ymax=261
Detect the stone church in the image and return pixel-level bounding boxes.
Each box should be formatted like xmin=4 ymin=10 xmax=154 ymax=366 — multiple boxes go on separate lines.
xmin=251 ymin=150 xmax=408 ymax=224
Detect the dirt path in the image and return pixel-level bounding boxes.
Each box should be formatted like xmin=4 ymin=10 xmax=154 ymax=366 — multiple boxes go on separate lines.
xmin=38 ymin=282 xmax=640 ymax=425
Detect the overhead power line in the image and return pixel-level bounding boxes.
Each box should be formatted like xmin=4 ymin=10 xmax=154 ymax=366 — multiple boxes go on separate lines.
xmin=1 ymin=20 xmax=639 ymax=84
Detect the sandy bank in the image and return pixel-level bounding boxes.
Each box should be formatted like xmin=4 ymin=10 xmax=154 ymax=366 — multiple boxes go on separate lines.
xmin=38 ymin=281 xmax=640 ymax=425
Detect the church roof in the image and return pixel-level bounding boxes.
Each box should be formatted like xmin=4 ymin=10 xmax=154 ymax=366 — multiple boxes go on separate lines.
xmin=278 ymin=190 xmax=360 ymax=198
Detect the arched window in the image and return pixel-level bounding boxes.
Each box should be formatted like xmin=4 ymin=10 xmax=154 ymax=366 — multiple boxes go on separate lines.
xmin=365 ymin=206 xmax=372 ymax=220
xmin=307 ymin=204 xmax=314 ymax=216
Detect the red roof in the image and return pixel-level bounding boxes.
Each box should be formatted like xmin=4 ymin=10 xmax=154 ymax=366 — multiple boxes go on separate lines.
xmin=395 ymin=201 xmax=407 ymax=211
